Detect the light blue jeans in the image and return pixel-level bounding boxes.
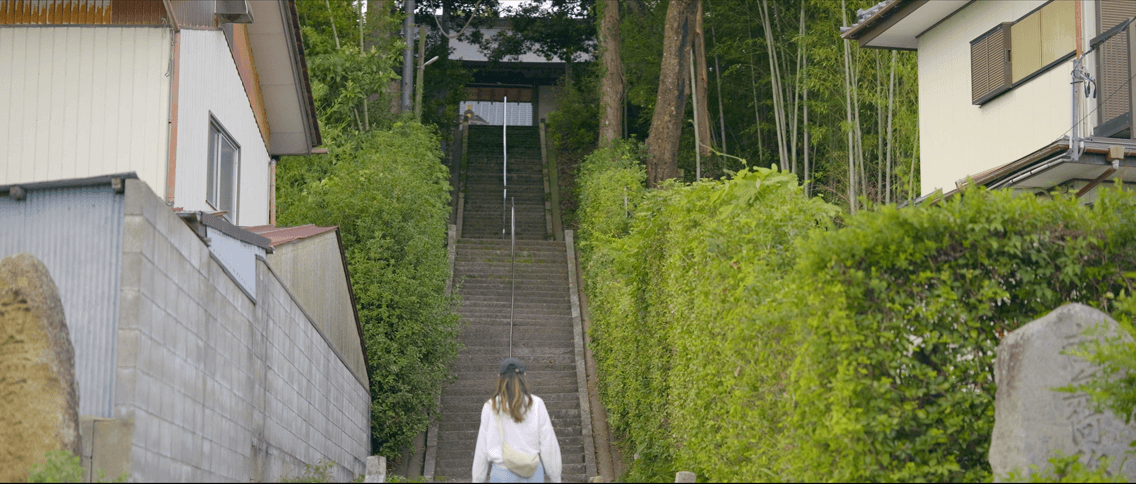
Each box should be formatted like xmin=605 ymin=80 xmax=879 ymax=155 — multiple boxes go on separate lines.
xmin=489 ymin=461 xmax=545 ymax=483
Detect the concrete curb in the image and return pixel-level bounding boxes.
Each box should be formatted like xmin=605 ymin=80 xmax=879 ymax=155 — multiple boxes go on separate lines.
xmin=425 ymin=224 xmax=458 ymax=481
xmin=564 ymin=230 xmax=598 ymax=480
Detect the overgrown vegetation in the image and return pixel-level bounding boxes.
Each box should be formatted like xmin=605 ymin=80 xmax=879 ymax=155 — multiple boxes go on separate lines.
xmin=277 ymin=122 xmax=460 ymax=462
xmin=288 ymin=0 xmax=464 ymax=465
xmin=281 ymin=459 xmax=337 ymax=483
xmin=578 ymin=140 xmax=1136 ymax=481
xmin=27 ymin=449 xmax=127 ymax=483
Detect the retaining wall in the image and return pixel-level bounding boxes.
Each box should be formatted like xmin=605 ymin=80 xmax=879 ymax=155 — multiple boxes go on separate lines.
xmin=113 ymin=179 xmax=371 ymax=481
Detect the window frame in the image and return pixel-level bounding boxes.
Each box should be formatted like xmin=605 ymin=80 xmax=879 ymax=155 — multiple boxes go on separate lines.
xmin=971 ymin=0 xmax=1077 ymax=106
xmin=206 ymin=115 xmax=241 ymax=224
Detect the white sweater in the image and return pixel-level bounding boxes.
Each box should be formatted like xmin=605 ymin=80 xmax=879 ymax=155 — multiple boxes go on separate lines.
xmin=471 ymin=395 xmax=562 ymax=482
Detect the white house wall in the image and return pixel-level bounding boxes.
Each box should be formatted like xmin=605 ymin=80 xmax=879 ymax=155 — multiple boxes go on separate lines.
xmin=918 ymin=0 xmax=1098 ymax=195
xmin=0 ymin=26 xmax=171 ymax=190
xmin=175 ymin=29 xmax=270 ymax=227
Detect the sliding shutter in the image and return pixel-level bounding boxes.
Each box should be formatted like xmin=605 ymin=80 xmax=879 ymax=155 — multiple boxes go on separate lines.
xmin=1096 ymin=0 xmax=1136 ymax=136
xmin=972 ymin=22 xmax=1013 ymax=105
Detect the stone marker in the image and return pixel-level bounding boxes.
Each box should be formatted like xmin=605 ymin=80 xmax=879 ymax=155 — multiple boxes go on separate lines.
xmin=990 ymin=303 xmax=1136 ymax=481
xmin=0 ymin=253 xmax=80 ymax=482
xmin=674 ymin=470 xmax=696 ymax=483
xmin=365 ymin=455 xmax=386 ymax=483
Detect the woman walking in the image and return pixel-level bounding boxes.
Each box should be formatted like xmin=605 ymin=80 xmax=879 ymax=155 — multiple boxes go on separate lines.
xmin=472 ymin=358 xmax=562 ymax=483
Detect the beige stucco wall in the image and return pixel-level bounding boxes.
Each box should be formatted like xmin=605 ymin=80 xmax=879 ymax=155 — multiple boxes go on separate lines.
xmin=265 ymin=232 xmax=367 ymax=385
xmin=918 ymin=0 xmax=1097 ymax=195
xmin=0 ymin=26 xmax=171 ymax=189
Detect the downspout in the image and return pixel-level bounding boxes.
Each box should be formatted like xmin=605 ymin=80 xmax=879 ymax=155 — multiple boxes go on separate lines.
xmin=164 ymin=0 xmax=181 ymax=205
xmin=269 ymin=158 xmax=277 ymax=225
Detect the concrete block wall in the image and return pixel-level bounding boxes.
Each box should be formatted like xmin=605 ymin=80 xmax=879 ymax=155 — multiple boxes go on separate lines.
xmin=115 ymin=180 xmax=370 ymax=481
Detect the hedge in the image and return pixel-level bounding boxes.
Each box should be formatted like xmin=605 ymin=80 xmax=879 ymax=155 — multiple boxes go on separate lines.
xmin=276 ymin=122 xmax=461 ymax=461
xmin=578 ymin=141 xmax=1136 ymax=482
xmin=578 ymin=142 xmax=837 ymax=481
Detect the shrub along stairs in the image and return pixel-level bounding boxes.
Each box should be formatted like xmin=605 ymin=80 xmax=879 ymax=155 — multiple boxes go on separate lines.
xmin=430 ymin=124 xmax=590 ymax=482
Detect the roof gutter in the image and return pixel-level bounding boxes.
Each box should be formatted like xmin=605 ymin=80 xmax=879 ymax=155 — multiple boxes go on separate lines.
xmin=281 ymin=0 xmax=321 ymax=151
xmin=842 ymin=0 xmax=923 ymax=46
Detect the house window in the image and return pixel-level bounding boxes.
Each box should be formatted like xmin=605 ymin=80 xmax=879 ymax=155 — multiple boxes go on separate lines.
xmin=971 ymin=23 xmax=1013 ymax=105
xmin=207 ymin=119 xmax=240 ymax=223
xmin=971 ymin=1 xmax=1076 ymax=106
xmin=1010 ymin=0 xmax=1075 ymax=84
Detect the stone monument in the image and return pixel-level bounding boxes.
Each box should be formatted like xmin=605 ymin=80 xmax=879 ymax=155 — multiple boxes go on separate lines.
xmin=0 ymin=253 xmax=80 ymax=482
xmin=990 ymin=303 xmax=1136 ymax=480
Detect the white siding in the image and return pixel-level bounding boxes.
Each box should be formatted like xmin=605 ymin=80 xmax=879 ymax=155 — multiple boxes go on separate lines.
xmin=918 ymin=0 xmax=1097 ymax=195
xmin=0 ymin=26 xmax=171 ymax=191
xmin=175 ymin=29 xmax=270 ymax=227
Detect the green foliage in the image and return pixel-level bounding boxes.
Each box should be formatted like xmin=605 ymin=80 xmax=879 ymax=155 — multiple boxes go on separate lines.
xmin=28 ymin=450 xmax=83 ymax=483
xmin=578 ymin=146 xmax=838 ymax=481
xmin=548 ymin=64 xmax=601 ymax=156
xmin=281 ymin=460 xmax=337 ymax=483
xmin=788 ymin=186 xmax=1136 ymax=482
xmin=575 ymin=139 xmax=647 ymax=250
xmin=1004 ymin=452 xmax=1126 ymax=483
xmin=581 ymin=161 xmax=1136 ymax=481
xmin=1063 ymin=293 xmax=1136 ymax=426
xmin=277 ymin=122 xmax=460 ymax=462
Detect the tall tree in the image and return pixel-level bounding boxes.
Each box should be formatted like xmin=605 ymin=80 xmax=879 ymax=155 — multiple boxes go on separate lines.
xmin=693 ymin=0 xmax=712 ymax=158
xmin=645 ymin=0 xmax=698 ymax=186
xmin=598 ymin=0 xmax=623 ymax=145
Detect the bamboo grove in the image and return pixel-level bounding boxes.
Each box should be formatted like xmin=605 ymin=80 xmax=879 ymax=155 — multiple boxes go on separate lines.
xmin=606 ymin=0 xmax=920 ymax=209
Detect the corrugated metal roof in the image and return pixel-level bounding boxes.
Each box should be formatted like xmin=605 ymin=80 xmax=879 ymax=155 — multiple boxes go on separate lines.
xmin=245 ymin=224 xmax=339 ymax=247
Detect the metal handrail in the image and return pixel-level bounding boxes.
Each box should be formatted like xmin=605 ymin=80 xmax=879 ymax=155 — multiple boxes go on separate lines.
xmin=509 ymin=197 xmax=516 ymax=358
xmin=502 ymin=97 xmax=508 ymax=239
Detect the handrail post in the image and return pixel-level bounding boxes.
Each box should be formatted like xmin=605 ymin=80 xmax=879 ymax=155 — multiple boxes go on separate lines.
xmin=509 ymin=197 xmax=515 ymax=358
xmin=503 ymin=96 xmax=508 ymax=239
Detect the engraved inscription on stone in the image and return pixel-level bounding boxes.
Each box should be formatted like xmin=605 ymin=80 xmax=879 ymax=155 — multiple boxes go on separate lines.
xmin=990 ymin=303 xmax=1136 ymax=481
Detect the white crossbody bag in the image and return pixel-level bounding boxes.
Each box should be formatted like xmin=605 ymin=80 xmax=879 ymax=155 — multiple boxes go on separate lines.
xmin=495 ymin=408 xmax=541 ymax=478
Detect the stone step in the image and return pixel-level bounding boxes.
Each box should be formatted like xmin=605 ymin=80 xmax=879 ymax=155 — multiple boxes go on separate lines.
xmin=457 ymin=330 xmax=573 ymax=344
xmin=443 ymin=380 xmax=579 ymax=396
xmin=458 ymin=296 xmax=569 ymax=307
xmin=458 ymin=239 xmax=565 ymax=248
xmin=438 ymin=416 xmax=582 ymax=433
xmin=454 ymin=346 xmax=574 ymax=357
xmin=432 ymin=463 xmax=586 ymax=482
xmin=435 ymin=445 xmax=585 ymax=464
xmin=454 ymin=353 xmax=577 ymax=367
xmin=459 ymin=303 xmax=571 ymax=314
xmin=437 ymin=430 xmax=585 ymax=447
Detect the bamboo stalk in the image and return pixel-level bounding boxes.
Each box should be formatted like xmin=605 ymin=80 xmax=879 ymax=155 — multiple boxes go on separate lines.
xmin=886 ymin=51 xmax=896 ymax=204
xmin=841 ymin=0 xmax=856 ymax=212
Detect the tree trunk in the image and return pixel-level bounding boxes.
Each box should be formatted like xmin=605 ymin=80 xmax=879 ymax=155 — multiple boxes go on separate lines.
xmin=841 ymin=0 xmax=856 ymax=212
xmin=803 ymin=48 xmax=810 ymax=197
xmin=599 ymin=0 xmax=624 ymax=146
xmin=401 ymin=0 xmax=415 ymax=113
xmin=748 ymin=26 xmax=763 ymax=160
xmin=694 ymin=0 xmax=712 ymax=157
xmin=645 ymin=0 xmax=697 ymax=187
xmin=759 ymin=0 xmax=788 ymax=170
xmin=712 ymin=28 xmax=726 ymax=154
xmin=886 ymin=51 xmax=896 ymax=204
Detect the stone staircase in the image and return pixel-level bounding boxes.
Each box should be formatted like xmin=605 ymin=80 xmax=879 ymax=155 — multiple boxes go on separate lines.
xmin=432 ymin=125 xmax=588 ymax=482
xmin=460 ymin=125 xmax=548 ymax=240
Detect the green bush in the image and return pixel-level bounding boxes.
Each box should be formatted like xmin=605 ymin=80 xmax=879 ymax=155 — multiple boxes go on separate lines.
xmin=580 ymin=153 xmax=1136 ymax=481
xmin=579 ymin=151 xmax=837 ymax=481
xmin=281 ymin=460 xmax=336 ymax=483
xmin=1004 ymin=452 xmax=1126 ymax=483
xmin=277 ymin=121 xmax=461 ymax=461
xmin=28 ymin=450 xmax=83 ymax=483
xmin=788 ymin=186 xmax=1136 ymax=482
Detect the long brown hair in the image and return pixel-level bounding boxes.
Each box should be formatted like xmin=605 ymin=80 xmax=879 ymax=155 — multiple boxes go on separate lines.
xmin=491 ymin=369 xmax=533 ymax=423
